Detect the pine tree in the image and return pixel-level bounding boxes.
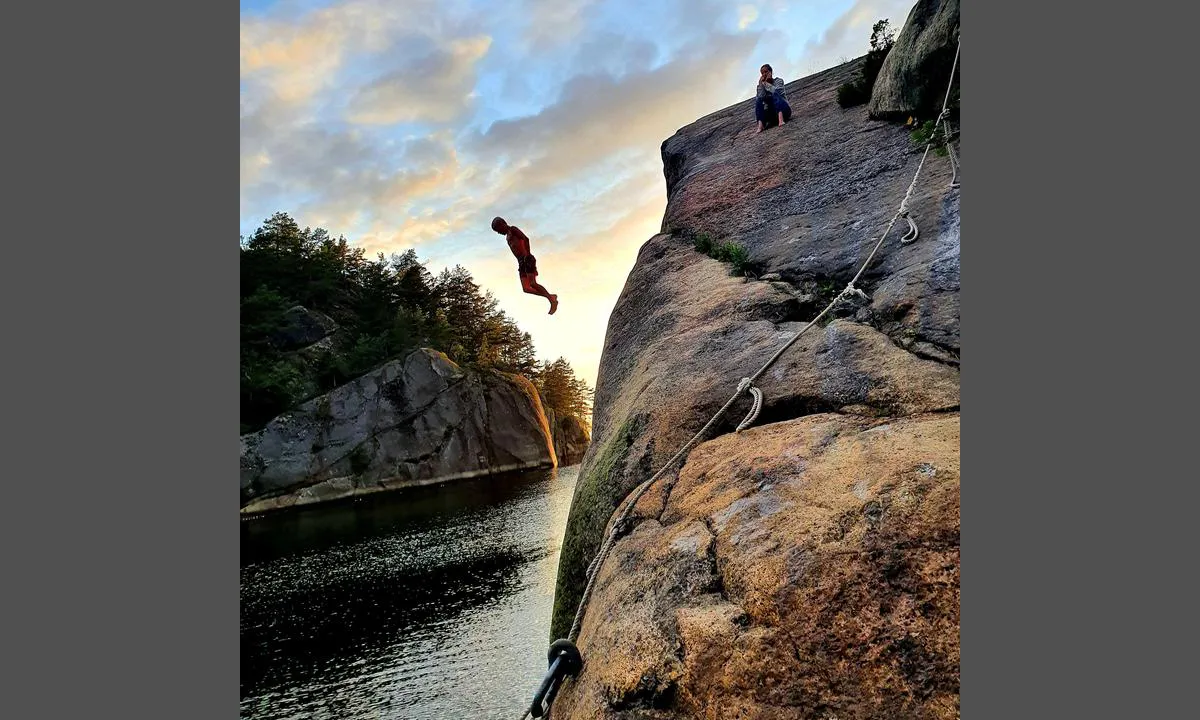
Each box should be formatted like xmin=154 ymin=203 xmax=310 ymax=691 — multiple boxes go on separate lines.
xmin=239 ymin=212 xmax=591 ymax=432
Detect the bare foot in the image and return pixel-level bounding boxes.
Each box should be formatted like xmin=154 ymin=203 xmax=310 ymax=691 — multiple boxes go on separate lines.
xmin=549 ymin=295 xmax=558 ymax=315
xmin=756 ymin=122 xmax=764 ymax=134
xmin=778 ymin=112 xmax=786 ymax=126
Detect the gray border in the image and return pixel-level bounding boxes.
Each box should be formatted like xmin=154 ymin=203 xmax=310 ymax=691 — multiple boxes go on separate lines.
xmin=5 ymin=2 xmax=237 ymax=718
xmin=965 ymin=1 xmax=1191 ymax=718
xmin=5 ymin=1 xmax=1184 ymax=719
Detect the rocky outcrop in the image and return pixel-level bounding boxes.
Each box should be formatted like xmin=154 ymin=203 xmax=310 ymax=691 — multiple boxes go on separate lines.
xmin=240 ymin=348 xmax=557 ymax=514
xmin=868 ymin=0 xmax=960 ymax=121
xmin=547 ymin=408 xmax=591 ymax=466
xmin=553 ymin=414 xmax=959 ymax=719
xmin=549 ymin=29 xmax=959 ymax=719
xmin=272 ymin=305 xmax=338 ymax=350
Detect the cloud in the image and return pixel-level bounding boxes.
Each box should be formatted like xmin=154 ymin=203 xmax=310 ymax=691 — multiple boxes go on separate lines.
xmin=468 ymin=30 xmax=762 ymax=191
xmin=357 ymin=211 xmax=476 ymax=256
xmin=737 ymin=4 xmax=760 ymax=30
xmin=240 ymin=8 xmax=348 ymax=104
xmin=800 ymin=0 xmax=915 ymax=69
xmin=240 ymin=0 xmax=876 ymax=381
xmin=345 ymin=35 xmax=492 ymax=125
xmin=240 ymin=0 xmax=492 ymax=239
xmin=521 ymin=0 xmax=600 ymax=49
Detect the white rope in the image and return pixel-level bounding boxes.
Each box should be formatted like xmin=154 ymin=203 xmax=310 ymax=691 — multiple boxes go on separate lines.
xmin=564 ymin=33 xmax=962 ymax=655
xmin=900 ymin=211 xmax=920 ymax=244
xmin=940 ymin=41 xmax=962 ymax=189
xmin=735 ymin=384 xmax=763 ymax=432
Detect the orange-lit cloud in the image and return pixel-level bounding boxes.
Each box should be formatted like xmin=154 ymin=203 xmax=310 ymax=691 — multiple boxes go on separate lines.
xmin=240 ymin=0 xmax=912 ymax=385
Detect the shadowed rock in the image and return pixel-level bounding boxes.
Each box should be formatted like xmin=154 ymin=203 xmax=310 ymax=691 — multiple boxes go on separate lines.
xmin=240 ymin=348 xmax=558 ymax=514
xmin=868 ymin=0 xmax=961 ymax=121
xmin=548 ymin=407 xmax=592 ymax=466
xmin=271 ymin=305 xmax=338 ymax=350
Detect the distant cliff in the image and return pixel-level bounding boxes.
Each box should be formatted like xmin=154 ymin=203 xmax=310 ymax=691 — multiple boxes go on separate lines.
xmin=549 ymin=2 xmax=960 ymax=716
xmin=241 ymin=348 xmax=587 ymax=515
xmin=547 ymin=408 xmax=591 ymax=467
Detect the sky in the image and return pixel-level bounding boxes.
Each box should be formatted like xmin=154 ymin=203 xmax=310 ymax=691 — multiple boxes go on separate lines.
xmin=240 ymin=0 xmax=917 ymax=387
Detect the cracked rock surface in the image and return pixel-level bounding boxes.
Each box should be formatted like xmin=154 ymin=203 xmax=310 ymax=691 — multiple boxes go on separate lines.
xmin=240 ymin=348 xmax=557 ymax=514
xmin=550 ymin=31 xmax=959 ymax=719
xmin=554 ymin=414 xmax=959 ymax=720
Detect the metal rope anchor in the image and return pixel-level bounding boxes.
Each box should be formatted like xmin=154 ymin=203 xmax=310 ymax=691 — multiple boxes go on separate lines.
xmin=527 ymin=639 xmax=583 ymax=718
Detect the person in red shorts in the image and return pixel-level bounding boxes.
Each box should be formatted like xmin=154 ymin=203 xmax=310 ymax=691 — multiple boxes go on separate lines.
xmin=492 ymin=216 xmax=558 ymax=315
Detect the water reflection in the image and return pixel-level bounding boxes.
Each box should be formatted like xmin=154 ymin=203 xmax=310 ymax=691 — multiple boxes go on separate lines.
xmin=240 ymin=465 xmax=579 ymax=720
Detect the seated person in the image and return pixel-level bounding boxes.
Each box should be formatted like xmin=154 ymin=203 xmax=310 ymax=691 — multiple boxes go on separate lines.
xmin=755 ymin=63 xmax=793 ymax=133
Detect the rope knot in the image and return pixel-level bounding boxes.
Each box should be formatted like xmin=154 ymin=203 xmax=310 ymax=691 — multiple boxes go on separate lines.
xmin=737 ymin=377 xmax=752 ymax=393
xmin=842 ymin=284 xmax=869 ymax=302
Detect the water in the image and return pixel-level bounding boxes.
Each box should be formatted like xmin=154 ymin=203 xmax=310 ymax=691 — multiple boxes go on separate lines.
xmin=240 ymin=465 xmax=579 ymax=720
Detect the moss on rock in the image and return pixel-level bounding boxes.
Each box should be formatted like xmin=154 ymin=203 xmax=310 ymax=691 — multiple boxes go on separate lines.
xmin=550 ymin=414 xmax=645 ymax=640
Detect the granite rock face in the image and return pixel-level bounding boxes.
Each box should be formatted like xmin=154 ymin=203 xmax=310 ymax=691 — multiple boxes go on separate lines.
xmin=550 ymin=25 xmax=960 ymax=718
xmin=548 ymin=407 xmax=592 ymax=466
xmin=868 ymin=0 xmax=961 ymax=121
xmin=240 ymin=348 xmax=558 ymax=514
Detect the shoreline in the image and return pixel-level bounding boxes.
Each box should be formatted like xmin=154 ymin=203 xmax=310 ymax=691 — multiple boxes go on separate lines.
xmin=240 ymin=460 xmax=581 ymax=520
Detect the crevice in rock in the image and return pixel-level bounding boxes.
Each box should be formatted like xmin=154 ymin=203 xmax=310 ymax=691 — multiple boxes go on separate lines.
xmin=754 ymin=395 xmax=844 ymax=427
xmin=754 ymin=270 xmax=871 ymax=327
xmin=608 ymin=672 xmax=679 ymax=711
xmin=653 ymin=468 xmax=682 ymax=523
xmin=701 ymin=516 xmax=729 ymax=602
xmin=854 ymin=306 xmax=960 ymax=368
xmin=819 ymin=540 xmax=961 ymax=559
xmin=871 ymin=326 xmax=960 ymax=368
xmin=897 ymin=339 xmax=960 ymax=367
xmin=310 ymin=385 xmax=463 ymax=479
xmin=394 ymin=421 xmax=461 ymax=469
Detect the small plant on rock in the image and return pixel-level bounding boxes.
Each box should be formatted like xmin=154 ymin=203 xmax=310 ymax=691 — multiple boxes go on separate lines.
xmin=714 ymin=241 xmax=752 ymax=275
xmin=692 ymin=232 xmax=753 ymax=276
xmin=910 ymin=119 xmax=952 ymax=157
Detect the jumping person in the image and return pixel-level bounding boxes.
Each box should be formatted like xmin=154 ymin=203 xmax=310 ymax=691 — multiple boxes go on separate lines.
xmin=492 ymin=216 xmax=558 ymax=315
xmin=755 ymin=63 xmax=793 ymax=133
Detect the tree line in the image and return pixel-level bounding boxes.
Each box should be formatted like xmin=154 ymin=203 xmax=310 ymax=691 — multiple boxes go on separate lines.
xmin=240 ymin=212 xmax=592 ymax=433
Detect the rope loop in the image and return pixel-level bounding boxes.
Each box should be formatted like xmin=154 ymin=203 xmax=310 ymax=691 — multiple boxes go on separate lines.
xmin=900 ymin=213 xmax=920 ymax=244
xmin=735 ymin=384 xmax=763 ymax=433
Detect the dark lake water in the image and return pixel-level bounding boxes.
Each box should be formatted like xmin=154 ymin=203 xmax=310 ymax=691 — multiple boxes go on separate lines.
xmin=240 ymin=465 xmax=579 ymax=720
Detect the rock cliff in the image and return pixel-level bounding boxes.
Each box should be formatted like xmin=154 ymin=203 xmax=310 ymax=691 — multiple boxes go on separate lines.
xmin=547 ymin=408 xmax=592 ymax=466
xmin=869 ymin=0 xmax=960 ymax=121
xmin=548 ymin=19 xmax=960 ymax=719
xmin=240 ymin=348 xmax=559 ymax=514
